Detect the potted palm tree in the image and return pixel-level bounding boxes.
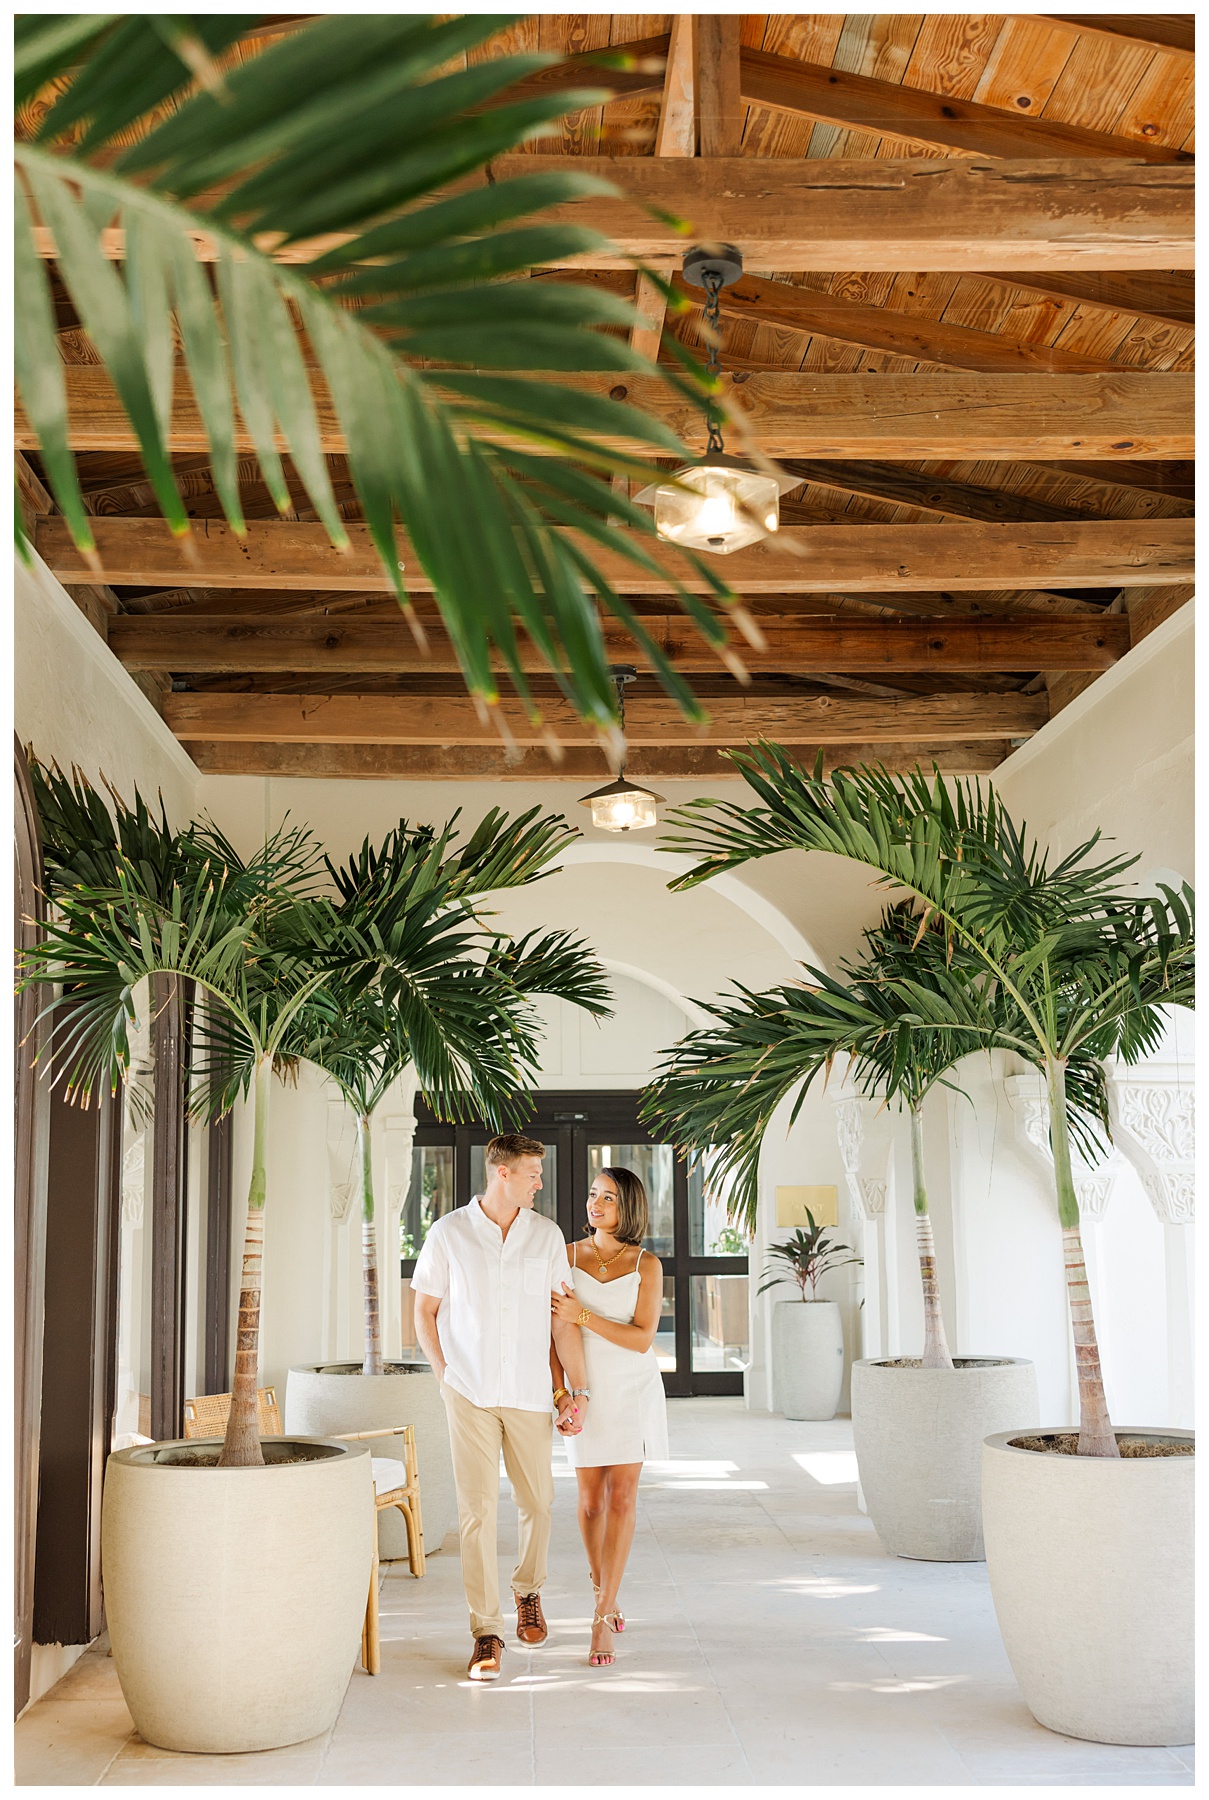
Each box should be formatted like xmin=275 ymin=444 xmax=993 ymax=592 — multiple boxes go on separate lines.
xmin=24 ymin=779 xmax=377 ymax=1753
xmin=757 ymin=1213 xmax=860 ymax=1421
xmin=282 ymin=808 xmax=612 ymax=1557
xmin=645 ymin=901 xmax=1041 ymax=1558
xmin=660 ymin=748 xmax=1194 ymax=1745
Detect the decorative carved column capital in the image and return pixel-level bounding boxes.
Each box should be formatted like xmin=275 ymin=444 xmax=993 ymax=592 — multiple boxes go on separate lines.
xmin=1004 ymin=1071 xmax=1122 ymax=1221
xmin=1107 ymin=1068 xmax=1195 ymax=1225
xmin=832 ymin=1094 xmax=895 ymax=1221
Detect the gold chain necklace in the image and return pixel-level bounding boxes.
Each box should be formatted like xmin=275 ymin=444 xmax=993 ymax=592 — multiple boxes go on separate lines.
xmin=590 ymin=1236 xmax=626 ymax=1276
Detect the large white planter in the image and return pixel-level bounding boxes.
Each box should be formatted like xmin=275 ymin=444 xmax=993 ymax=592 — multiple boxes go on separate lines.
xmin=982 ymin=1428 xmax=1194 ymax=1746
xmin=852 ymin=1357 xmax=1038 ymax=1561
xmin=772 ymin=1300 xmax=844 ymax=1421
xmin=102 ymin=1437 xmax=373 ymax=1754
xmin=285 ymin=1362 xmax=457 ymax=1556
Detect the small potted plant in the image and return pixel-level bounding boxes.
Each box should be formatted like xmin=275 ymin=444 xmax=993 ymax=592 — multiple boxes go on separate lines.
xmin=758 ymin=1212 xmax=861 ymax=1421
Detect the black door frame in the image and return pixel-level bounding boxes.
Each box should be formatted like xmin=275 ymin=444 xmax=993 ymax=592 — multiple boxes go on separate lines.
xmin=407 ymin=1090 xmax=748 ymax=1398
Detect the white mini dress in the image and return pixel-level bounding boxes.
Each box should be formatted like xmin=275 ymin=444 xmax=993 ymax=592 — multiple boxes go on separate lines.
xmin=562 ymin=1247 xmax=670 ymax=1469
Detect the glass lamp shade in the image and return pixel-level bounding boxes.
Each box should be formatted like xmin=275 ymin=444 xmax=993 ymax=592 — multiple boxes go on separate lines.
xmin=636 ymin=453 xmax=795 ymax=555
xmin=579 ymin=776 xmax=663 ymax=833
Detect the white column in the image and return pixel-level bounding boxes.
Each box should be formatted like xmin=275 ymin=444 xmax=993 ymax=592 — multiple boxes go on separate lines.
xmin=323 ymin=1099 xmax=359 ymax=1364
xmin=380 ymin=1068 xmax=419 ymax=1366
xmin=832 ymin=1095 xmax=896 ymax=1359
xmin=1107 ymin=1068 xmax=1195 ymax=1426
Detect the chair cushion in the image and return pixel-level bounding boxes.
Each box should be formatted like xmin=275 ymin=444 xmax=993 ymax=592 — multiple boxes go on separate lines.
xmin=372 ymin=1457 xmax=409 ymax=1497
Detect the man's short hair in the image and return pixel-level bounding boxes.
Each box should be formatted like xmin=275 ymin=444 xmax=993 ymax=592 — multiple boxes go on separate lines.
xmin=484 ymin=1132 xmax=545 ymax=1170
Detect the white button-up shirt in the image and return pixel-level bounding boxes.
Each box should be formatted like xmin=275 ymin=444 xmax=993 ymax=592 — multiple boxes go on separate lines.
xmin=411 ymin=1197 xmax=568 ymax=1412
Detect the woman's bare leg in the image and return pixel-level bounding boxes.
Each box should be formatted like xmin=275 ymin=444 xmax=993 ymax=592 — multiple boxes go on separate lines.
xmin=576 ymin=1467 xmax=608 ymax=1594
xmin=589 ymin=1462 xmax=642 ymax=1662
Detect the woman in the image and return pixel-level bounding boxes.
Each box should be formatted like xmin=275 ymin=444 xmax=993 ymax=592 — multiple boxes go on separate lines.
xmin=551 ymin=1166 xmax=668 ymax=1668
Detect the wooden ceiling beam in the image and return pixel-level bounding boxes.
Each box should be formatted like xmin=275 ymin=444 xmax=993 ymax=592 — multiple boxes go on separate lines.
xmin=1036 ymin=16 xmax=1194 ymax=58
xmin=691 ymin=272 xmax=1123 ymax=373
xmin=180 ymin=739 xmax=1010 ymax=780
xmin=736 ymin=47 xmax=1191 ymax=163
xmin=163 ymin=690 xmax=1049 ymax=746
xmin=781 ymin=460 xmax=1107 ymax=525
xmin=977 ymin=269 xmax=1194 ymax=328
xmin=37 ymin=159 xmax=1193 ymax=272
xmin=1046 ymin=459 xmax=1195 ymax=497
xmin=108 ymin=612 xmax=1129 ymax=676
xmin=28 ymin=369 xmax=1192 ymax=460
xmin=695 ymin=16 xmax=743 ymax=157
xmin=37 ymin=516 xmax=1193 ymax=597
xmin=181 ymin=740 xmax=1009 ymax=780
xmin=629 ymin=18 xmax=695 ymax=363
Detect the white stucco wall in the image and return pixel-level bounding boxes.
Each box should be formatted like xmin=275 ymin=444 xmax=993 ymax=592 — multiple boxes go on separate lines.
xmin=16 ymin=551 xmax=199 ymax=822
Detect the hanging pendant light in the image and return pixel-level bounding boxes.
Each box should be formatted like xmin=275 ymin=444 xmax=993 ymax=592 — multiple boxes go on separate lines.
xmin=579 ymin=667 xmax=664 ymax=832
xmin=636 ymin=245 xmax=797 ymax=555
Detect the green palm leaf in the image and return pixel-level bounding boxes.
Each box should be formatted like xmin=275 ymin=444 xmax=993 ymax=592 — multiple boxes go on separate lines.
xmin=16 ymin=14 xmax=739 ymax=729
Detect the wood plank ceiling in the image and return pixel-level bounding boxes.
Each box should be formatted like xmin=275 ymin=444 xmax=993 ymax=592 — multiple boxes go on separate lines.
xmin=19 ymin=11 xmax=1195 ymax=781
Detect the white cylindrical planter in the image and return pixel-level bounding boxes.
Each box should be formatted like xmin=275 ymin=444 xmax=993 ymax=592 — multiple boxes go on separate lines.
xmin=102 ymin=1438 xmax=373 ymax=1754
xmin=772 ymin=1300 xmax=845 ymax=1421
xmin=852 ymin=1357 xmax=1038 ymax=1561
xmin=982 ymin=1428 xmax=1194 ymax=1746
xmin=285 ymin=1363 xmax=457 ymax=1556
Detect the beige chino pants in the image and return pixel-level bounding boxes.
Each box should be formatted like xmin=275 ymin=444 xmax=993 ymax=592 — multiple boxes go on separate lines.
xmin=442 ymin=1382 xmax=555 ymax=1639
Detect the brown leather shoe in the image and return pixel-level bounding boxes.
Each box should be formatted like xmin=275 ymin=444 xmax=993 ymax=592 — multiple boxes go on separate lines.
xmin=514 ymin=1591 xmax=548 ymax=1646
xmin=468 ymin=1635 xmax=504 ymax=1681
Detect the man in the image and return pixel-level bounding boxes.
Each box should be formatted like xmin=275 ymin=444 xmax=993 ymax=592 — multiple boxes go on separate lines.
xmin=413 ymin=1133 xmax=589 ymax=1681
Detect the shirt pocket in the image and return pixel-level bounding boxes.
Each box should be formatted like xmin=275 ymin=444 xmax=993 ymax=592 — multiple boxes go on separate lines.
xmin=523 ymin=1257 xmax=548 ymax=1297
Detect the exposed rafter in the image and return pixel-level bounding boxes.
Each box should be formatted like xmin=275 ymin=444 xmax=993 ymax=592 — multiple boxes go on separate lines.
xmin=27 ymin=369 xmax=1192 ymax=461
xmin=107 ymin=613 xmax=1130 ymax=677
xmin=162 ymin=690 xmax=1050 ymax=746
xmin=35 ymin=516 xmax=1193 ymax=596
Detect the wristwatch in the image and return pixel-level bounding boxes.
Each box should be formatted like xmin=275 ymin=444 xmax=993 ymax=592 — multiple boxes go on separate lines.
xmin=570 ymin=1387 xmax=591 ymax=1400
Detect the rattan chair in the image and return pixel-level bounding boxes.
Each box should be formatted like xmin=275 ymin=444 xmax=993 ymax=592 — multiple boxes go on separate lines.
xmin=182 ymin=1389 xmax=425 ymax=1676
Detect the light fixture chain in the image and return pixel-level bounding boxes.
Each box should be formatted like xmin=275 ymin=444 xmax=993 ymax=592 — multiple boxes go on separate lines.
xmin=703 ymin=268 xmax=726 ymax=454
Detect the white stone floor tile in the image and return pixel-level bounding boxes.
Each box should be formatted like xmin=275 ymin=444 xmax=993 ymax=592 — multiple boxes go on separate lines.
xmin=15 ymin=1398 xmax=1194 ymax=1786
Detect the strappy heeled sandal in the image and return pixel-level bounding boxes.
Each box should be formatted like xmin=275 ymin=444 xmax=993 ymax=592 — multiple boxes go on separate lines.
xmin=588 ymin=1610 xmax=621 ymax=1668
xmin=592 ymin=1581 xmax=624 ymax=1632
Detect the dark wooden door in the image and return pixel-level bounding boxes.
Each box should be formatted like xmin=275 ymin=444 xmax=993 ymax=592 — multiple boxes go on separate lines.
xmin=408 ymin=1091 xmax=750 ymax=1398
xmin=14 ymin=742 xmax=49 ymax=1716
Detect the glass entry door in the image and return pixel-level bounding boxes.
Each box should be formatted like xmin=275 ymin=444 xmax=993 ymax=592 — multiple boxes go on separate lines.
xmin=401 ymin=1092 xmax=750 ymax=1397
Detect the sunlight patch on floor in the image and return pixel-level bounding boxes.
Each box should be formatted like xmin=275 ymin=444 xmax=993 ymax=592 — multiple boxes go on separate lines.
xmin=793 ymin=1450 xmax=860 ymax=1484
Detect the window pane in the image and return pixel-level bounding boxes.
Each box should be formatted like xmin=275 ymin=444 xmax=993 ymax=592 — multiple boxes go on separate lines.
xmin=400 ymin=1276 xmax=419 ymax=1360
xmin=469 ymin=1142 xmax=558 ymax=1223
xmin=691 ymin=1273 xmax=750 ymax=1373
xmin=688 ymin=1151 xmax=750 ymax=1257
xmin=655 ymin=1276 xmax=677 ymax=1372
xmin=586 ymin=1142 xmax=674 ymax=1256
xmin=400 ymin=1144 xmax=455 ymax=1259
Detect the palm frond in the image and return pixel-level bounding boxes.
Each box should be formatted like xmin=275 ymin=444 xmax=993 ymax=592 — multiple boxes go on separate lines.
xmin=15 ymin=14 xmax=743 ymax=727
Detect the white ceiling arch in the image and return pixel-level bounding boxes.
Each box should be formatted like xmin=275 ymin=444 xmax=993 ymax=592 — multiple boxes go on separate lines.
xmin=554 ymin=839 xmax=824 ymax=972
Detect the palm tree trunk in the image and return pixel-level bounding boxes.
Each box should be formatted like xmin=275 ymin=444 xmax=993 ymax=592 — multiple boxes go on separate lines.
xmin=359 ymin=1110 xmax=383 ymax=1377
xmin=1047 ymin=1059 xmax=1118 ymax=1458
xmin=910 ymin=1104 xmax=954 ymax=1371
xmin=218 ymin=1052 xmax=272 ymax=1468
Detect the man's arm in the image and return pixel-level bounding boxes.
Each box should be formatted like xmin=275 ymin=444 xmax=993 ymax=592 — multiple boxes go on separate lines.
xmin=414 ymin=1292 xmax=446 ymax=1385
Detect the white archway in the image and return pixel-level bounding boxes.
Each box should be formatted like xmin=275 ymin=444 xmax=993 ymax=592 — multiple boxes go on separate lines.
xmin=554 ymin=840 xmax=823 ymax=971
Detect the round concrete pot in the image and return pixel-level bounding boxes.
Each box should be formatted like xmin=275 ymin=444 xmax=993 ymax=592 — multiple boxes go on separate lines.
xmin=852 ymin=1357 xmax=1038 ymax=1561
xmin=982 ymin=1428 xmax=1194 ymax=1746
xmin=284 ymin=1362 xmax=457 ymax=1556
xmin=102 ymin=1437 xmax=373 ymax=1754
xmin=772 ymin=1299 xmax=844 ymax=1421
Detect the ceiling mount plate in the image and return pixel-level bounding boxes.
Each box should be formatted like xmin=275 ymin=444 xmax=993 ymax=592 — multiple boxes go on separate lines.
xmin=682 ymin=244 xmax=744 ymax=291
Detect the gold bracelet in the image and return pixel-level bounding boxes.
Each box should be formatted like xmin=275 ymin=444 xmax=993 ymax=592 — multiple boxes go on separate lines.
xmin=552 ymin=1386 xmax=570 ymax=1405
xmin=578 ymin=1307 xmax=591 ymax=1328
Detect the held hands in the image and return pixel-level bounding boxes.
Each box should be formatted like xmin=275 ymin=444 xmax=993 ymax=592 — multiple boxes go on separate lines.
xmin=555 ymin=1394 xmax=585 ymax=1436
